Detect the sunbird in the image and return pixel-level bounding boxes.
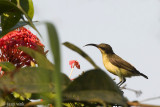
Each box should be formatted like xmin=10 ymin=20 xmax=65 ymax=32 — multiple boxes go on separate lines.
xmin=85 ymin=43 xmax=148 ymax=86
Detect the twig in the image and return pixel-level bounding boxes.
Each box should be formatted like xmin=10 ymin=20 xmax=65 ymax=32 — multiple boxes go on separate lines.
xmin=140 ymin=96 xmax=160 ymax=102
xmin=120 ymin=84 xmax=142 ymax=97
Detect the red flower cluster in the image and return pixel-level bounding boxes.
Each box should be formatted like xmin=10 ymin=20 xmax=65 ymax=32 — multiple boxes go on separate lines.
xmin=0 ymin=27 xmax=45 ymax=68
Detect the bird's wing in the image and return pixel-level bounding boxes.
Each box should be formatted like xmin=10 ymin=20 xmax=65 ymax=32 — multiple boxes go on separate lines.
xmin=108 ymin=54 xmax=139 ymax=74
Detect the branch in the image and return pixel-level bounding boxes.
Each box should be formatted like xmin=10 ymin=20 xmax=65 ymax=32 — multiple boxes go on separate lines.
xmin=141 ymin=96 xmax=160 ymax=102
xmin=127 ymin=101 xmax=160 ymax=107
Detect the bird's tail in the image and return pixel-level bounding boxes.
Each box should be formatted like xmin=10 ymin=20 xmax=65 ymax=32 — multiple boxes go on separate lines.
xmin=140 ymin=73 xmax=148 ymax=79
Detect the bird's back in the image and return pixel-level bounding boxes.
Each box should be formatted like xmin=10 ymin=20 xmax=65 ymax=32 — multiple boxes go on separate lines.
xmin=103 ymin=53 xmax=148 ymax=78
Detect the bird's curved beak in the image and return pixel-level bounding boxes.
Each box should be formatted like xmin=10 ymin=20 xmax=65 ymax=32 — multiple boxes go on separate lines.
xmin=84 ymin=44 xmax=98 ymax=48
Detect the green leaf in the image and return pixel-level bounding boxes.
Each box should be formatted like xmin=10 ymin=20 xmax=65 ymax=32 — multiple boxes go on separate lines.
xmin=0 ymin=21 xmax=38 ymax=37
xmin=19 ymin=47 xmax=54 ymax=70
xmin=0 ymin=67 xmax=70 ymax=93
xmin=24 ymin=93 xmax=32 ymax=99
xmin=41 ymin=92 xmax=56 ymax=101
xmin=0 ymin=0 xmax=22 ymax=34
xmin=10 ymin=0 xmax=34 ymax=19
xmin=20 ymin=96 xmax=25 ymax=100
xmin=30 ymin=93 xmax=41 ymax=99
xmin=1 ymin=11 xmax=21 ymax=31
xmin=64 ymin=69 xmax=127 ymax=106
xmin=63 ymin=42 xmax=99 ymax=69
xmin=11 ymin=0 xmax=17 ymax=4
xmin=1 ymin=67 xmax=53 ymax=93
xmin=0 ymin=62 xmax=16 ymax=72
xmin=19 ymin=0 xmax=34 ymax=19
xmin=45 ymin=22 xmax=62 ymax=107
xmin=0 ymin=0 xmax=20 ymax=14
xmin=17 ymin=0 xmax=41 ymax=37
xmin=13 ymin=92 xmax=20 ymax=98
xmin=13 ymin=92 xmax=32 ymax=101
xmin=0 ymin=0 xmax=39 ymax=37
xmin=0 ymin=67 xmax=53 ymax=93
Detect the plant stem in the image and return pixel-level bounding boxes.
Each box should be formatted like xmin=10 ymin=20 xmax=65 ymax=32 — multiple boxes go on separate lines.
xmin=69 ymin=67 xmax=74 ymax=79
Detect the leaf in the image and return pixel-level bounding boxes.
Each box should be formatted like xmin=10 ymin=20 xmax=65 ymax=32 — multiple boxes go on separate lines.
xmin=0 ymin=21 xmax=38 ymax=37
xmin=11 ymin=0 xmax=17 ymax=4
xmin=17 ymin=0 xmax=41 ymax=37
xmin=24 ymin=93 xmax=32 ymax=99
xmin=1 ymin=11 xmax=21 ymax=31
xmin=0 ymin=0 xmax=20 ymax=14
xmin=20 ymin=96 xmax=25 ymax=100
xmin=0 ymin=0 xmax=22 ymax=34
xmin=0 ymin=67 xmax=70 ymax=93
xmin=19 ymin=0 xmax=34 ymax=19
xmin=45 ymin=22 xmax=62 ymax=107
xmin=41 ymin=92 xmax=56 ymax=101
xmin=0 ymin=21 xmax=27 ymax=37
xmin=63 ymin=42 xmax=99 ymax=69
xmin=13 ymin=92 xmax=20 ymax=98
xmin=64 ymin=69 xmax=127 ymax=106
xmin=0 ymin=67 xmax=52 ymax=93
xmin=0 ymin=0 xmax=39 ymax=37
xmin=10 ymin=0 xmax=34 ymax=19
xmin=30 ymin=93 xmax=40 ymax=99
xmin=0 ymin=62 xmax=16 ymax=72
xmin=13 ymin=91 xmax=31 ymax=101
xmin=19 ymin=47 xmax=54 ymax=70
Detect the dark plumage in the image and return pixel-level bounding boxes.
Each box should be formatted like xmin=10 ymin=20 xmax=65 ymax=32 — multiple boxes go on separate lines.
xmin=108 ymin=54 xmax=148 ymax=79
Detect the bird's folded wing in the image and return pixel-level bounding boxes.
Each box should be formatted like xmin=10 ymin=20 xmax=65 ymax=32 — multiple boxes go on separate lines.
xmin=108 ymin=54 xmax=139 ymax=74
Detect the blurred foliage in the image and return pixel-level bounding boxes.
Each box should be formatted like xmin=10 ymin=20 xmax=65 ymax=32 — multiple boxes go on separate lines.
xmin=64 ymin=69 xmax=127 ymax=106
xmin=46 ymin=22 xmax=62 ymax=107
xmin=0 ymin=0 xmax=158 ymax=107
xmin=63 ymin=42 xmax=99 ymax=69
xmin=19 ymin=47 xmax=54 ymax=70
xmin=0 ymin=62 xmax=16 ymax=72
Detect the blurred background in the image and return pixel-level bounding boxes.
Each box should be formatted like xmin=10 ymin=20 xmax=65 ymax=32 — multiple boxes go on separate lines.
xmin=32 ymin=0 xmax=160 ymax=105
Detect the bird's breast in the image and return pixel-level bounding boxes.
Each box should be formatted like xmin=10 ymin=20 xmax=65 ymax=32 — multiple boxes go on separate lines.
xmin=102 ymin=54 xmax=135 ymax=77
xmin=102 ymin=55 xmax=119 ymax=75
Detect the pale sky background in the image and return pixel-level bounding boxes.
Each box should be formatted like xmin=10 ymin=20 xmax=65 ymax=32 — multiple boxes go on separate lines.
xmin=32 ymin=0 xmax=160 ymax=105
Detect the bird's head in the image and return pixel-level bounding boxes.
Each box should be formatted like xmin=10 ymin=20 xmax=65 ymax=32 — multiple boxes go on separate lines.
xmin=84 ymin=43 xmax=114 ymax=54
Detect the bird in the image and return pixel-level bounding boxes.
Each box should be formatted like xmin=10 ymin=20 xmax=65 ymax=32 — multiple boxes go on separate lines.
xmin=84 ymin=43 xmax=148 ymax=86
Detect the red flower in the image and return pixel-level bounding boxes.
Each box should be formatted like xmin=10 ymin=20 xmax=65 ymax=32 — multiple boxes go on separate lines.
xmin=69 ymin=60 xmax=80 ymax=69
xmin=0 ymin=27 xmax=45 ymax=68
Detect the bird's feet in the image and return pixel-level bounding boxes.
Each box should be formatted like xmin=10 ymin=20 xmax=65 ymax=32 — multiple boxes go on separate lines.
xmin=117 ymin=78 xmax=126 ymax=87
